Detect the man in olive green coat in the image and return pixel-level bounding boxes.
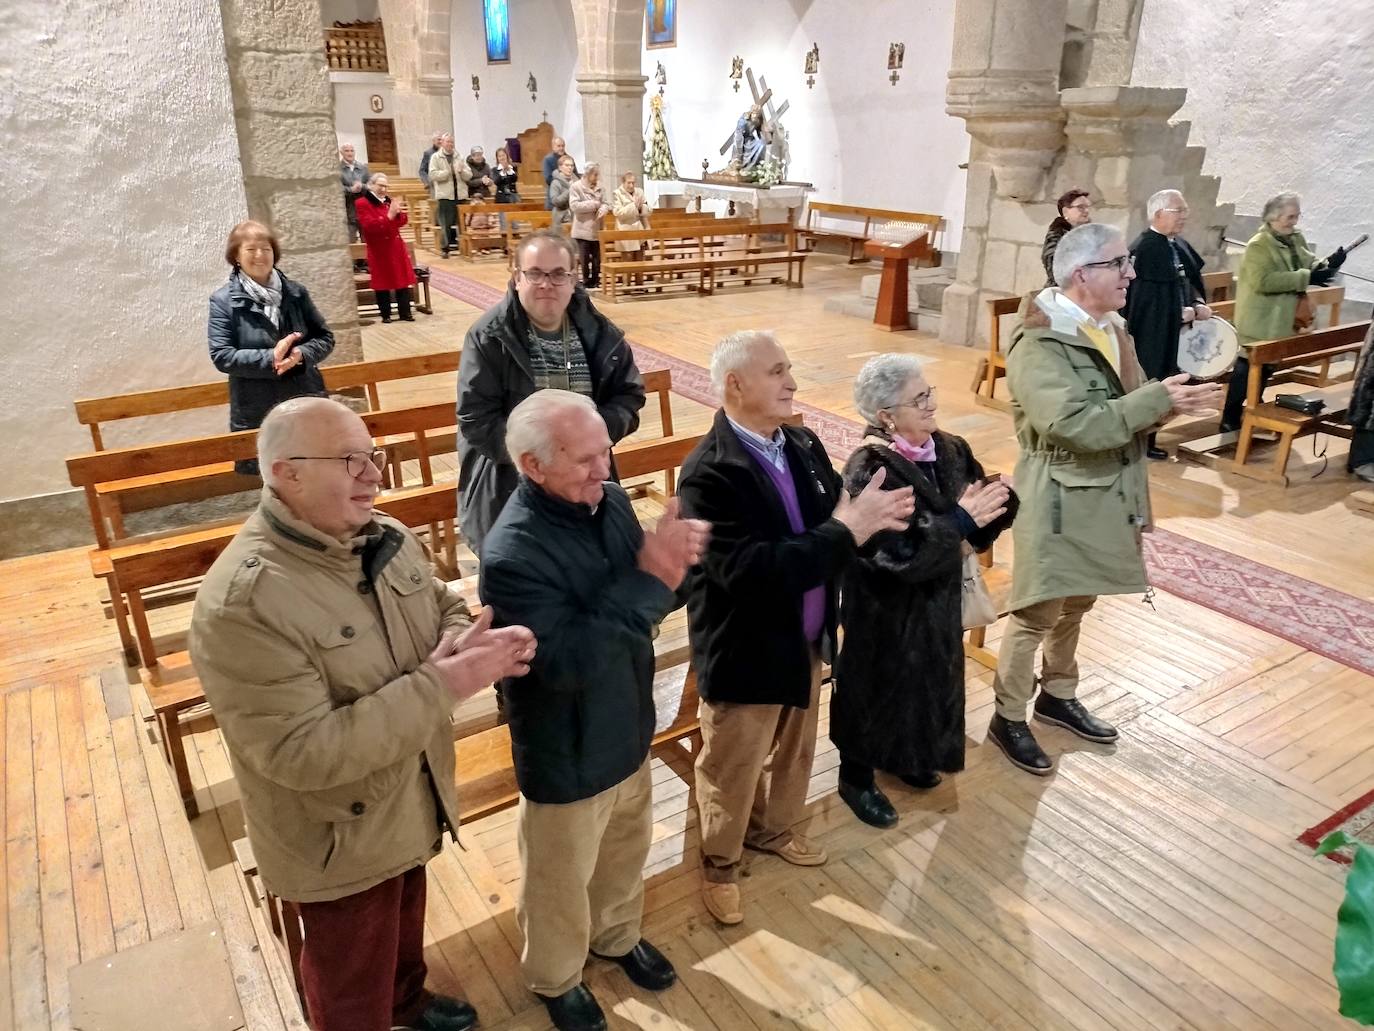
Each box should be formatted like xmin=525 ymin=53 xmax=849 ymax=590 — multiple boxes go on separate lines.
xmin=992 ymin=224 xmax=1221 ymax=775
xmin=190 ymin=397 xmax=537 ymax=1031
xmin=1220 ymin=191 xmax=1345 ymax=430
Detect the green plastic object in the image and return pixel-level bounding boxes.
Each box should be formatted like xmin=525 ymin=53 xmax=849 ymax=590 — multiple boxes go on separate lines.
xmin=1316 ymin=831 xmax=1374 ymax=1024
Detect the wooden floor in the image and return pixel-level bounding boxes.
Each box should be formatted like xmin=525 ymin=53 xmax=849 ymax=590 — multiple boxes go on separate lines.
xmin=3 ymin=250 xmax=1371 ymax=1030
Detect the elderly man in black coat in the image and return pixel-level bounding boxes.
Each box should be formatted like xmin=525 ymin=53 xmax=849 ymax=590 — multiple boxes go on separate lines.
xmin=479 ymin=389 xmax=708 ymax=1031
xmin=1125 ymin=188 xmax=1211 ymax=459
xmin=677 ymin=330 xmax=914 ymax=928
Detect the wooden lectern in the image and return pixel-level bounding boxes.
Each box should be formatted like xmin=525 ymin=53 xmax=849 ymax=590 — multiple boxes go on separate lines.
xmin=864 ymin=236 xmax=928 ymax=332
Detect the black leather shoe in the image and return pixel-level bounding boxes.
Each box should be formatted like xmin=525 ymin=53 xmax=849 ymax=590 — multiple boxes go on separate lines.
xmin=1147 ymin=445 xmax=1168 ymax=460
xmin=404 ymin=994 xmax=478 ymax=1031
xmin=899 ymin=770 xmax=942 ymax=790
xmin=400 ymin=314 xmax=416 ymax=322
xmin=541 ymin=984 xmax=606 ymax=1031
xmin=593 ymin=939 xmax=676 ymax=991
xmin=380 ymin=316 xmax=392 ymax=324
xmin=838 ymin=780 xmax=898 ymax=828
xmin=1218 ymin=421 xmax=1238 ymax=434
xmin=1033 ymin=694 xmax=1119 ymax=743
xmin=988 ymin=714 xmax=1054 ymax=775
xmin=1353 ymin=463 xmax=1374 ymax=483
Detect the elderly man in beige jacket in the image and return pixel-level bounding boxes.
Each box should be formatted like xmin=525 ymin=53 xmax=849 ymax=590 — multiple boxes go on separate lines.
xmin=190 ymin=396 xmax=536 ymax=1031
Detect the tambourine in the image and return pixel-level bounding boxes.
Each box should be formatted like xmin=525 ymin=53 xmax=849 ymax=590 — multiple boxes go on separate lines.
xmin=1176 ymin=316 xmax=1239 ymax=381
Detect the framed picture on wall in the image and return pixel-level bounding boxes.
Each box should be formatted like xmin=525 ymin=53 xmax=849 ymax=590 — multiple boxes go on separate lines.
xmin=645 ymin=0 xmax=676 ymax=50
xmin=484 ymin=0 xmax=510 ymax=64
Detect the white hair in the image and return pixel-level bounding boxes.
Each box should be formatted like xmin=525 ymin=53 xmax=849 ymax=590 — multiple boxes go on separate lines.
xmin=366 ymin=172 xmax=388 ymax=189
xmin=709 ymin=329 xmax=780 ymax=397
xmin=1053 ymin=223 xmax=1125 ymax=287
xmin=256 ymin=397 xmax=355 ymax=484
xmin=1146 ymin=189 xmax=1183 ymax=219
xmin=506 ymin=389 xmax=600 ymax=468
xmin=1262 ymin=191 xmax=1301 ymax=224
xmin=853 ymin=354 xmax=925 ymax=425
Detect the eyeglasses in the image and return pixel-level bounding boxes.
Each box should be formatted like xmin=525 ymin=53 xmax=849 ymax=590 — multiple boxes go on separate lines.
xmin=1066 ymin=202 xmax=1093 ymax=212
xmin=1161 ymin=206 xmax=1190 ymax=215
xmin=520 ymin=268 xmax=574 ymax=287
xmin=888 ymin=387 xmax=937 ymax=412
xmin=287 ymin=448 xmax=387 ymax=478
xmin=1081 ymin=254 xmax=1135 ymax=274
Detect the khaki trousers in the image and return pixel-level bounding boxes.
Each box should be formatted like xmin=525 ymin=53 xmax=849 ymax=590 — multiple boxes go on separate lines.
xmin=517 ymin=759 xmax=653 ymax=997
xmin=993 ymin=595 xmax=1097 ymax=720
xmin=695 ymin=652 xmax=822 ymax=884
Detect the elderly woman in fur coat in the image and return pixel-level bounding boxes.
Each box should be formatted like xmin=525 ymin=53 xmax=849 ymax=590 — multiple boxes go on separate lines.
xmin=831 ymin=354 xmax=1018 ymax=829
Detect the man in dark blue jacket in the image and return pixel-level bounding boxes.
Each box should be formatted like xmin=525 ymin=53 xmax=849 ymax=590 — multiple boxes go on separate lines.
xmin=480 ymin=389 xmax=708 ymax=1031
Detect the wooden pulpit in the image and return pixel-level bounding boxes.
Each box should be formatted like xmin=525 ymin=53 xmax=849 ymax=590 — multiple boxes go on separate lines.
xmin=864 ymin=236 xmax=928 ymax=332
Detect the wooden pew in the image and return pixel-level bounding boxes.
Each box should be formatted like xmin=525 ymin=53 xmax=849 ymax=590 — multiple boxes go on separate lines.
xmin=1176 ymin=321 xmax=1371 ymax=486
xmin=459 ymin=200 xmax=547 ymax=258
xmin=972 ymin=295 xmax=1021 ymax=411
xmin=600 ymin=217 xmax=751 ymax=299
xmin=349 ymin=241 xmax=433 ymax=316
xmin=797 ymin=202 xmax=944 ymax=265
xmin=112 ymin=430 xmax=704 ymax=818
xmin=598 ymin=222 xmax=807 ymax=302
xmin=1209 ymin=284 xmax=1351 ymax=387
xmin=502 ymin=209 xmax=572 ymax=255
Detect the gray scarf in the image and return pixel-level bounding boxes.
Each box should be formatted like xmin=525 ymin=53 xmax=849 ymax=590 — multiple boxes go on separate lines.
xmin=237 ymin=268 xmax=284 ymax=328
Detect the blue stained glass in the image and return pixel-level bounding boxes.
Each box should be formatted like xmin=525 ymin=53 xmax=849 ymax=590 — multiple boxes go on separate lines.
xmin=484 ymin=0 xmax=510 ymax=63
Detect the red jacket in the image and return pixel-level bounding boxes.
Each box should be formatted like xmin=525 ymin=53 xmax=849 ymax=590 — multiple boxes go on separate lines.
xmin=356 ymin=193 xmax=416 ymax=291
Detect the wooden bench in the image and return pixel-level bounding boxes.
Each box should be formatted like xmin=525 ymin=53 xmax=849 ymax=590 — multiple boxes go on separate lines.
xmin=502 ymin=209 xmax=573 ymax=255
xmin=797 ymin=202 xmax=943 ymax=265
xmin=349 ymin=241 xmax=433 ymax=316
xmin=459 ymin=201 xmax=544 ymax=258
xmin=1209 ymin=284 xmax=1350 ymax=387
xmin=1176 ymin=321 xmax=1371 ymax=486
xmin=116 ymin=430 xmax=703 ymax=818
xmin=972 ymin=295 xmax=1022 ymax=411
xmin=599 ymin=223 xmax=808 ymax=302
xmin=74 ymin=350 xmax=462 ymax=452
xmin=600 ymin=218 xmax=752 ymax=299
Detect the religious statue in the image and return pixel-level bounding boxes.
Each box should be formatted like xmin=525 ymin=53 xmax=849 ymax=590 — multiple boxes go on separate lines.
xmin=887 ymin=42 xmax=905 ymax=70
xmin=730 ymin=106 xmax=766 ymax=171
xmin=804 ymin=44 xmax=819 ymax=75
xmin=654 ymin=61 xmax=667 ymax=87
xmin=707 ymin=66 xmax=791 ymax=185
xmin=526 ymin=73 xmax=538 ymax=101
xmin=730 ymin=55 xmax=744 ymax=79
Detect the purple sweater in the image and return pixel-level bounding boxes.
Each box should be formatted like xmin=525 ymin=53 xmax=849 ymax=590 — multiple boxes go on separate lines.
xmin=736 ymin=439 xmax=827 ymax=643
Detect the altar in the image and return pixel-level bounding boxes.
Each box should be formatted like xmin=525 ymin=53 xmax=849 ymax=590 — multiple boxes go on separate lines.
xmin=663 ymin=180 xmax=812 ymax=225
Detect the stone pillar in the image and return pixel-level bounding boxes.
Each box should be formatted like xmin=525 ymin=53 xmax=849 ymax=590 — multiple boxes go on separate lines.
xmin=221 ymin=0 xmax=361 ymax=360
xmin=378 ymin=0 xmax=454 ymax=161
xmin=940 ymin=0 xmax=1068 ymax=347
xmin=1062 ymin=0 xmax=1145 ymax=89
xmin=576 ymin=73 xmax=648 ymax=177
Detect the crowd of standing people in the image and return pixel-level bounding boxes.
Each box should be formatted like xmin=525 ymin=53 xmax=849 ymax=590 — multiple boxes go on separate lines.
xmin=197 ymin=131 xmax=1369 ymax=1029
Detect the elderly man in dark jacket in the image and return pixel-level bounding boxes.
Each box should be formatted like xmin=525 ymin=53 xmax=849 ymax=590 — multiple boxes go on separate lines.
xmin=1125 ymin=189 xmax=1211 ymax=459
xmin=677 ymin=330 xmax=914 ymax=927
xmin=457 ymin=229 xmax=645 ymax=555
xmin=480 ymin=389 xmax=708 ymax=1031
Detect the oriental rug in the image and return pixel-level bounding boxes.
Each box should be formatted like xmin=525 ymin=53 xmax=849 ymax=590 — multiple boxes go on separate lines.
xmin=1299 ymin=788 xmax=1374 ymax=865
xmin=428 ymin=268 xmax=1374 ymax=679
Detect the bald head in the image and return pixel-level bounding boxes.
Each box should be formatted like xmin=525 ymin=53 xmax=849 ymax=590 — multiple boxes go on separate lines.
xmin=257 ymin=398 xmax=384 ymax=539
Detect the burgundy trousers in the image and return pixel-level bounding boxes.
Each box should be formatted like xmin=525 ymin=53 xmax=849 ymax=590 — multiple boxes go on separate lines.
xmin=292 ymin=865 xmax=431 ymax=1031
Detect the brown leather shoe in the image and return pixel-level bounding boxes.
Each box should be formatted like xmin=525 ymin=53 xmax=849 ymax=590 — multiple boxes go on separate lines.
xmin=702 ymin=881 xmax=743 ymax=925
xmin=747 ymin=834 xmax=828 ymax=867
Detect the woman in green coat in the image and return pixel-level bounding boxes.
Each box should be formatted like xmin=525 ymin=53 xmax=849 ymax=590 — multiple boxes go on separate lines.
xmin=1220 ymin=192 xmax=1346 ymax=430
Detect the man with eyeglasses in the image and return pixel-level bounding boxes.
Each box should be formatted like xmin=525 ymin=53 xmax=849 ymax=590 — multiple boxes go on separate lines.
xmin=1042 ymin=188 xmax=1094 ymax=286
xmin=457 ymin=228 xmax=645 ymax=555
xmin=993 ymin=224 xmax=1221 ymax=775
xmin=190 ymin=396 xmax=537 ymax=1031
xmin=1125 ymin=189 xmax=1212 ymax=459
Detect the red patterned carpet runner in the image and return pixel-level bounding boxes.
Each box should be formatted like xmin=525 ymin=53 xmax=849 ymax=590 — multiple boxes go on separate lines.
xmin=429 ymin=269 xmax=1374 ymax=679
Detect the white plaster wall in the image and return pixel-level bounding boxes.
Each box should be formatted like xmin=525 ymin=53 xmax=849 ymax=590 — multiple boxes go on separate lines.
xmin=449 ymin=0 xmax=583 ymax=164
xmin=642 ymin=0 xmax=968 ymax=247
xmin=0 ymin=0 xmax=248 ymax=503
xmin=332 ymin=74 xmax=395 ymax=160
xmin=1133 ymin=0 xmax=1374 ymax=302
xmin=320 ymin=0 xmax=380 ymax=24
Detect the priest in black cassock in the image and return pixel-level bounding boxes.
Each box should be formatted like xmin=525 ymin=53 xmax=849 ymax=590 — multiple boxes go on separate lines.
xmin=1125 ymin=189 xmax=1211 ymax=459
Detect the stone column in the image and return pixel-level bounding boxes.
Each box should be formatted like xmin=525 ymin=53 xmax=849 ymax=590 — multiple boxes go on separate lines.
xmin=378 ymin=0 xmax=454 ymax=161
xmin=941 ymin=0 xmax=1069 ymax=347
xmin=221 ymin=0 xmax=361 ymax=360
xmin=576 ymin=73 xmax=648 ymax=177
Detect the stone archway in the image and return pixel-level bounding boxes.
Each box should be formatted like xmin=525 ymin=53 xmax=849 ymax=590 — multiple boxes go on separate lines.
xmin=568 ymin=0 xmax=647 ymax=178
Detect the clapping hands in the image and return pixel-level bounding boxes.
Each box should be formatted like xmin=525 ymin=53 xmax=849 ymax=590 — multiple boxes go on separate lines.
xmin=637 ymin=498 xmax=711 ymax=590
xmin=428 ymin=606 xmax=537 ymax=701
xmin=273 ymin=332 xmax=303 ymax=376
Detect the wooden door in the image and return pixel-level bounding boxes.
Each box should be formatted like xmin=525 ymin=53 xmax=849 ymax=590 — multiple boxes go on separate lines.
xmin=363 ymin=119 xmax=398 ymax=167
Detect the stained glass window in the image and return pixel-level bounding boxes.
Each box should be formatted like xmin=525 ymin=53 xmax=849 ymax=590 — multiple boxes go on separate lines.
xmin=484 ymin=0 xmax=510 ymax=64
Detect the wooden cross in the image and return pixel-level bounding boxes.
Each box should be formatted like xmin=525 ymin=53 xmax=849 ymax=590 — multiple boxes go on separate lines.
xmin=718 ymin=67 xmax=790 ymax=157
